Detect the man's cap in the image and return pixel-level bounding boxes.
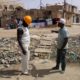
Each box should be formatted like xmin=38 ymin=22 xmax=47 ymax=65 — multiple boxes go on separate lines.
xmin=23 ymin=15 xmax=32 ymax=25
xmin=59 ymin=18 xmax=66 ymax=24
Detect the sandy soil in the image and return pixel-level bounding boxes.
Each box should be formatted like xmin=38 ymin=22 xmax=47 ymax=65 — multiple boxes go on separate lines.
xmin=0 ymin=24 xmax=80 ymax=38
xmin=0 ymin=60 xmax=80 ymax=80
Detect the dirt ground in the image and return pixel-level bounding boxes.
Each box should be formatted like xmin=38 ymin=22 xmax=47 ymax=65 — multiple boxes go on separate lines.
xmin=0 ymin=24 xmax=80 ymax=38
xmin=0 ymin=24 xmax=80 ymax=80
xmin=0 ymin=60 xmax=80 ymax=80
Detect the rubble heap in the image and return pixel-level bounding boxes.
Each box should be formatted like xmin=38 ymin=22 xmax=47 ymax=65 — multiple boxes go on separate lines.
xmin=34 ymin=34 xmax=54 ymax=59
xmin=67 ymin=36 xmax=80 ymax=63
xmin=0 ymin=35 xmax=80 ymax=65
xmin=0 ymin=38 xmax=21 ymax=65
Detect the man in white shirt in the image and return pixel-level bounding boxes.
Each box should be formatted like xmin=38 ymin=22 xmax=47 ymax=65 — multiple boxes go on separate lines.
xmin=18 ymin=19 xmax=23 ymax=27
xmin=17 ymin=16 xmax=32 ymax=75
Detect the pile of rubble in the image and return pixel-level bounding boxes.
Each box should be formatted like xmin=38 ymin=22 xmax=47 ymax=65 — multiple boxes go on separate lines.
xmin=0 ymin=38 xmax=21 ymax=65
xmin=33 ymin=34 xmax=53 ymax=59
xmin=67 ymin=36 xmax=80 ymax=63
xmin=0 ymin=36 xmax=41 ymax=65
xmin=0 ymin=35 xmax=80 ymax=65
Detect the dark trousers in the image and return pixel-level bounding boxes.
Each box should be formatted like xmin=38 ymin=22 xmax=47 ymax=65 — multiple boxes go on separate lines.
xmin=56 ymin=49 xmax=67 ymax=71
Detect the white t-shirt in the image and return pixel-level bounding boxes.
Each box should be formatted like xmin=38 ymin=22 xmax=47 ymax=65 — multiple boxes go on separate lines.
xmin=18 ymin=20 xmax=23 ymax=27
xmin=22 ymin=27 xmax=30 ymax=44
xmin=18 ymin=26 xmax=30 ymax=45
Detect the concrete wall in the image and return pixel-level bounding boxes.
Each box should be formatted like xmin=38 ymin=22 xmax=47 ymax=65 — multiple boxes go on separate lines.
xmin=73 ymin=14 xmax=80 ymax=24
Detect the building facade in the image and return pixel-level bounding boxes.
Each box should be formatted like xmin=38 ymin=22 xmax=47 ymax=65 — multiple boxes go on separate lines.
xmin=0 ymin=1 xmax=80 ymax=28
xmin=0 ymin=0 xmax=22 ymax=28
xmin=24 ymin=3 xmax=80 ymax=26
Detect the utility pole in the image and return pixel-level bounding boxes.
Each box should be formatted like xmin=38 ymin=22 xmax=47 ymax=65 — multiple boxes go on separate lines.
xmin=40 ymin=0 xmax=42 ymax=9
xmin=63 ymin=0 xmax=66 ymax=18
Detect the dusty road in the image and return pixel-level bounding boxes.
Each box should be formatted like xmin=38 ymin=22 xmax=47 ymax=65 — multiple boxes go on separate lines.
xmin=0 ymin=24 xmax=80 ymax=38
xmin=0 ymin=60 xmax=80 ymax=80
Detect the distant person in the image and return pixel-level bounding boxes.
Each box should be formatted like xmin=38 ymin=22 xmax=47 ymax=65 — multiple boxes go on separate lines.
xmin=17 ymin=16 xmax=32 ymax=75
xmin=51 ymin=18 xmax=69 ymax=73
xmin=18 ymin=19 xmax=23 ymax=27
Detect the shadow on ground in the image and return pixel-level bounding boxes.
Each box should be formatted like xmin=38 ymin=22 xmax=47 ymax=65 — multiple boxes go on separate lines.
xmin=31 ymin=64 xmax=61 ymax=77
xmin=0 ymin=64 xmax=61 ymax=78
xmin=0 ymin=69 xmax=21 ymax=78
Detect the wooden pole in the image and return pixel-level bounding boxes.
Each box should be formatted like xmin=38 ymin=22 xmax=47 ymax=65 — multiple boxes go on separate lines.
xmin=63 ymin=0 xmax=66 ymax=18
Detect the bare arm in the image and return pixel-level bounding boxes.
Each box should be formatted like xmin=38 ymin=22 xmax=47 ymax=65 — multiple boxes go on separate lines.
xmin=17 ymin=28 xmax=26 ymax=55
xmin=51 ymin=30 xmax=59 ymax=33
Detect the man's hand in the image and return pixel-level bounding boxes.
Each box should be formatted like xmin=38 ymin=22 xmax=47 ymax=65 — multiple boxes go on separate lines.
xmin=59 ymin=48 xmax=64 ymax=51
xmin=51 ymin=30 xmax=58 ymax=33
xmin=58 ymin=49 xmax=64 ymax=53
xmin=22 ymin=49 xmax=26 ymax=55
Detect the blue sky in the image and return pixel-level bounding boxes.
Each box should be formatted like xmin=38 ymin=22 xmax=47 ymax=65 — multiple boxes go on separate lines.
xmin=18 ymin=0 xmax=80 ymax=10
